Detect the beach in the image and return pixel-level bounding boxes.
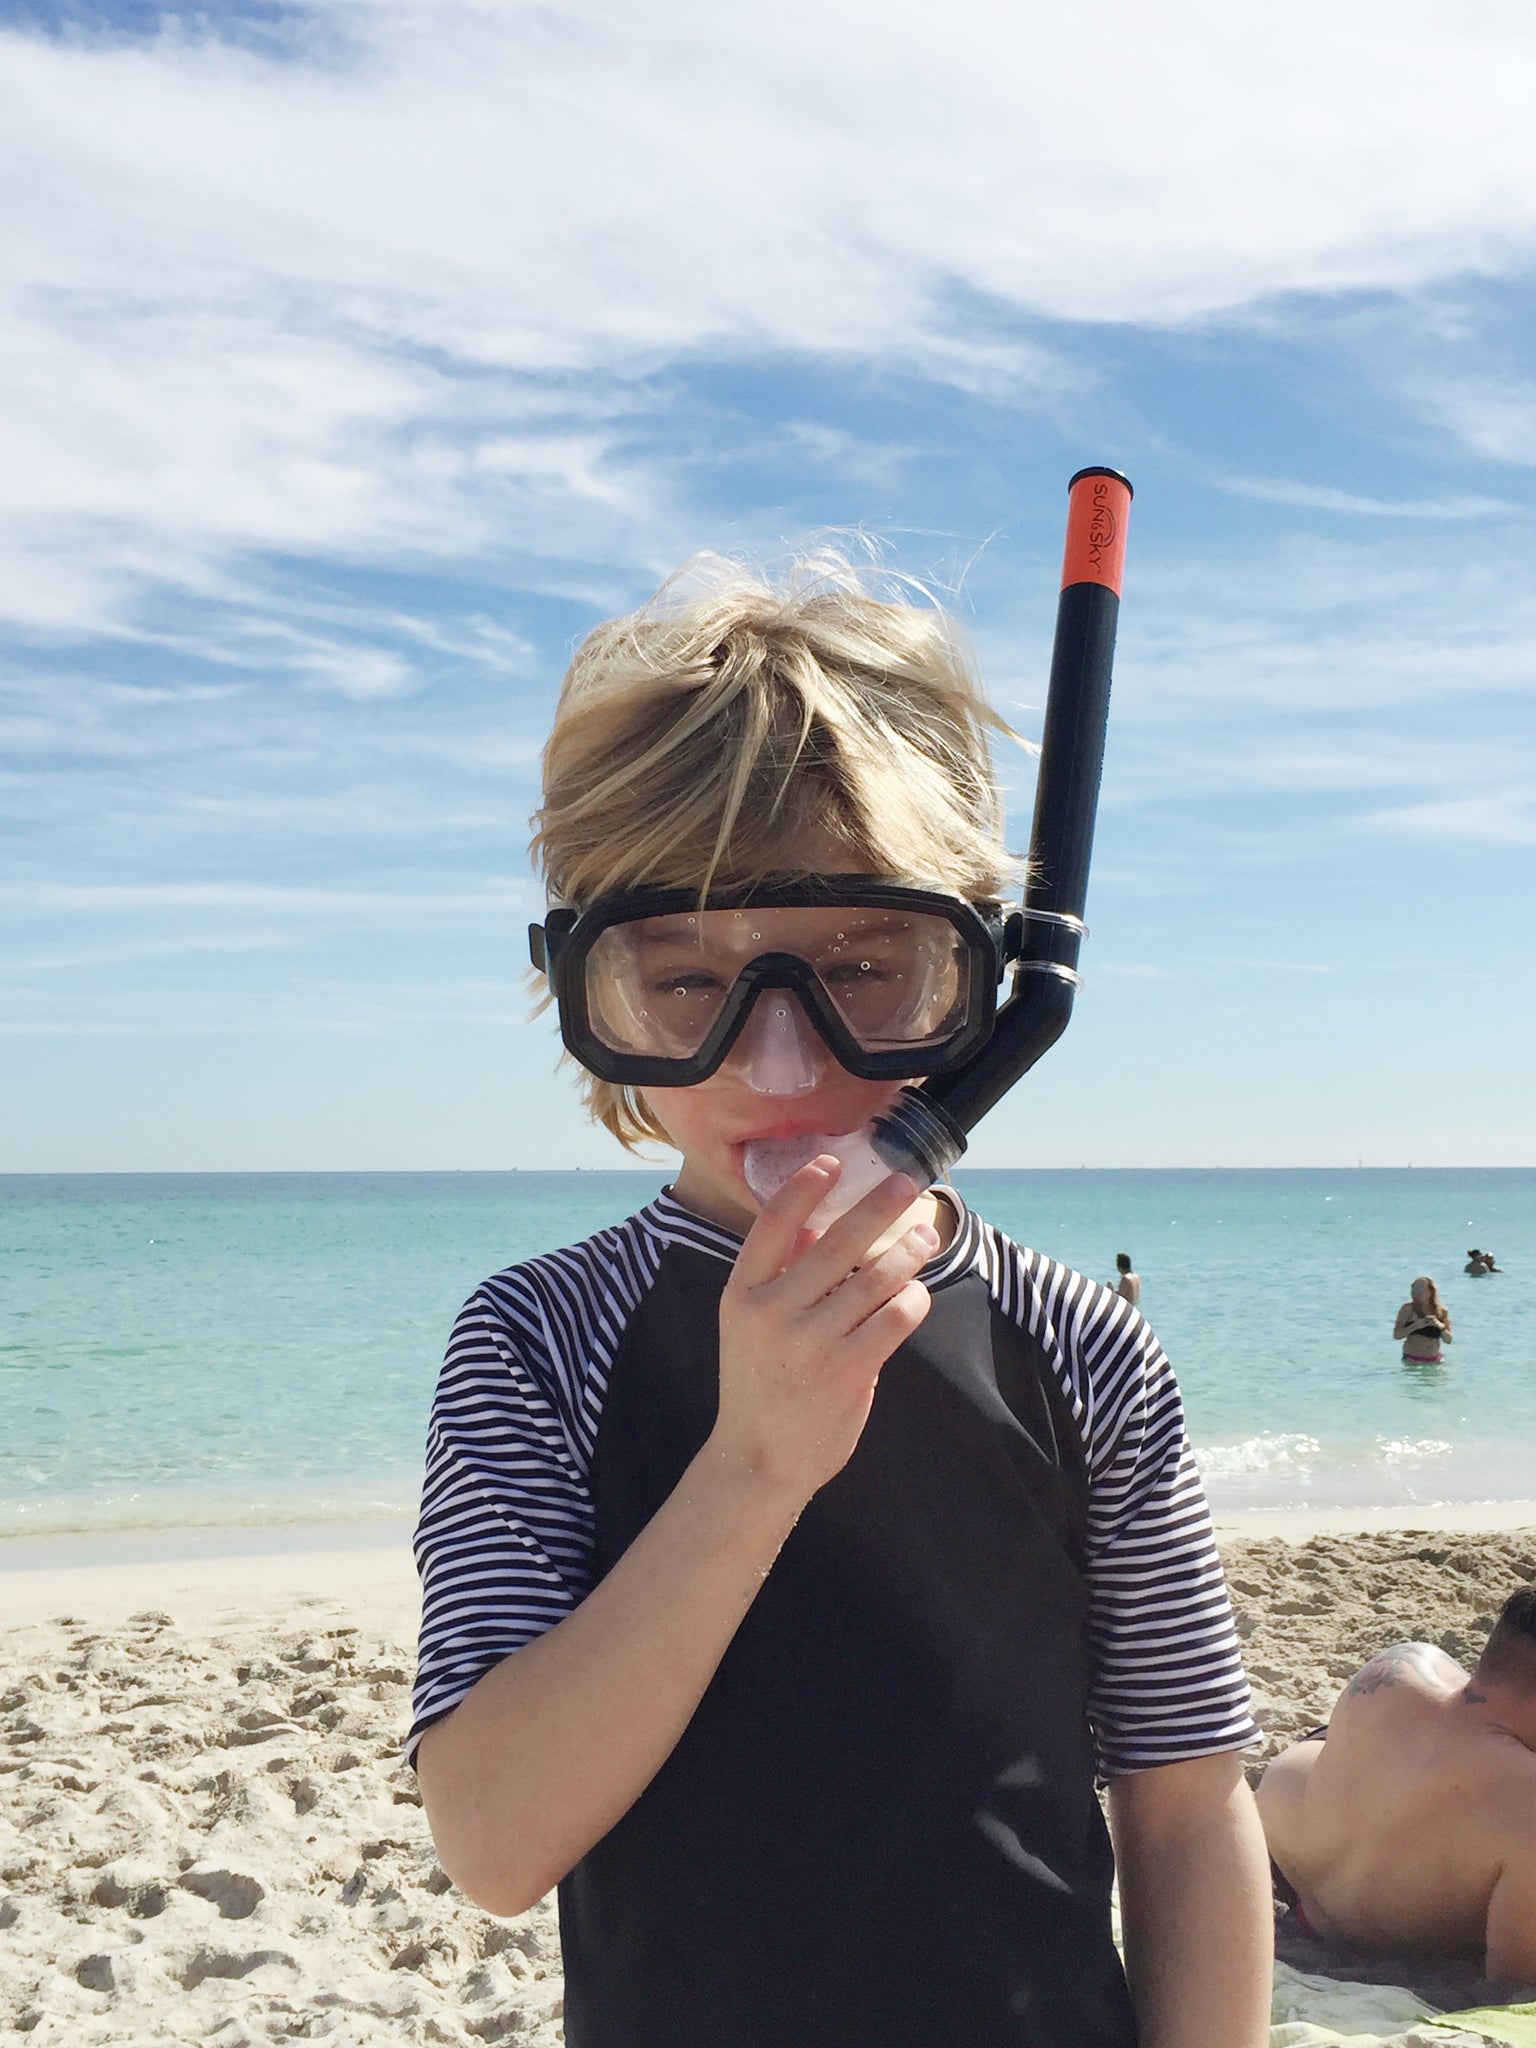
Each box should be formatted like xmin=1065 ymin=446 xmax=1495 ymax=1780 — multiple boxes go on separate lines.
xmin=5 ymin=1509 xmax=1536 ymax=2044
xmin=6 ymin=1166 xmax=1535 ymax=2042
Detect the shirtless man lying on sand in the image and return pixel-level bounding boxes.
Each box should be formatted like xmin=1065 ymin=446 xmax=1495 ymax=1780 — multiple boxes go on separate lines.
xmin=1258 ymin=1587 xmax=1536 ymax=1985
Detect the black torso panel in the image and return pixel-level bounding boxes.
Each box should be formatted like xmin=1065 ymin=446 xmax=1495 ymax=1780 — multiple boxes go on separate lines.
xmin=558 ymin=1246 xmax=1137 ymax=2048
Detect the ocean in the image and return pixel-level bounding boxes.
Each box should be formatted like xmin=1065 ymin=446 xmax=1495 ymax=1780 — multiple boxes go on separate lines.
xmin=2 ymin=1169 xmax=1532 ymax=1539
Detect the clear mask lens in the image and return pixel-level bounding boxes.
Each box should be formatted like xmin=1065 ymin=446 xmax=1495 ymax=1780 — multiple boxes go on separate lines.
xmin=582 ymin=903 xmax=972 ymax=1062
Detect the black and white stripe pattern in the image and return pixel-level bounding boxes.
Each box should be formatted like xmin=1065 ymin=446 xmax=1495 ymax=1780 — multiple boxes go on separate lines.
xmin=410 ymin=1191 xmax=1256 ymax=1774
xmin=982 ymin=1227 xmax=1256 ymax=1774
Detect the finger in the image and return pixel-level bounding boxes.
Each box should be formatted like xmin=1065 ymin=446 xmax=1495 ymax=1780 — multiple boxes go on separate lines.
xmin=732 ymin=1156 xmax=840 ymax=1287
xmin=812 ymin=1225 xmax=940 ymax=1337
xmin=775 ymin=1172 xmax=923 ymax=1305
xmin=836 ymin=1278 xmax=933 ymax=1374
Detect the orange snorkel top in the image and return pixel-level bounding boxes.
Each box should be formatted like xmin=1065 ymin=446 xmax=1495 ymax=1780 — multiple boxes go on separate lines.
xmin=1061 ymin=465 xmax=1133 ymax=596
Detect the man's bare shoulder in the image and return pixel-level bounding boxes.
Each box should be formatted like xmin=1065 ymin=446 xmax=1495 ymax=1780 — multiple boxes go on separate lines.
xmin=1338 ymin=1640 xmax=1464 ymax=1706
xmin=1417 ymin=1674 xmax=1536 ymax=1850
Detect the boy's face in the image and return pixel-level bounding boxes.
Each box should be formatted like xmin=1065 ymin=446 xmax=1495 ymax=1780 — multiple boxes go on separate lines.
xmin=639 ymin=831 xmax=928 ymax=1232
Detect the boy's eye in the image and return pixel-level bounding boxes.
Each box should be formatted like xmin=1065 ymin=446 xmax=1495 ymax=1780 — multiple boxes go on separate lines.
xmin=821 ymin=958 xmax=895 ymax=986
xmin=646 ymin=969 xmax=728 ymax=998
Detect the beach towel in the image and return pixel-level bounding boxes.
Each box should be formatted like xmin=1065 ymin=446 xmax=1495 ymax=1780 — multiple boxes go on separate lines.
xmin=1268 ymin=1960 xmax=1536 ymax=2046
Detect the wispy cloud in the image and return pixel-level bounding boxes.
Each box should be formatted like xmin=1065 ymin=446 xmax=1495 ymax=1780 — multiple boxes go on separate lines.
xmin=1419 ymin=378 xmax=1536 ymax=465
xmin=0 ymin=930 xmax=295 ymax=976
xmin=0 ymin=881 xmax=537 ymax=916
xmin=1109 ymin=538 xmax=1536 ymax=716
xmin=1218 ymin=476 xmax=1518 ymax=519
xmin=293 ymin=644 xmax=417 ymax=700
xmin=3 ymin=1 xmax=1536 ymax=634
xmin=1360 ymin=788 xmax=1536 ymax=844
xmin=1224 ymin=957 xmax=1332 ymax=975
xmin=0 ymin=977 xmax=533 ymax=1038
xmin=1109 ymin=729 xmax=1536 ymax=806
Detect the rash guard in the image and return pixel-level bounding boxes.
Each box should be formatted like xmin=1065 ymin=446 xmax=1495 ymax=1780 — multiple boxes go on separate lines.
xmin=411 ymin=1189 xmax=1255 ymax=2046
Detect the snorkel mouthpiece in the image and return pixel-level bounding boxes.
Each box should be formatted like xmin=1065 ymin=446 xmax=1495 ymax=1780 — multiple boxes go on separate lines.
xmin=774 ymin=466 xmax=1133 ymax=1212
xmin=741 ymin=1094 xmax=968 ymax=1224
xmin=741 ymin=1127 xmax=894 ymax=1217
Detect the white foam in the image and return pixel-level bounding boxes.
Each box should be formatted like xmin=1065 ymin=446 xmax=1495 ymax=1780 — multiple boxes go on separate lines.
xmin=1194 ymin=1432 xmax=1322 ymax=1478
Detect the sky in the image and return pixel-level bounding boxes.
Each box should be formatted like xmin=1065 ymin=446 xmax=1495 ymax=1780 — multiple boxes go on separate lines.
xmin=2 ymin=0 xmax=1535 ymax=1171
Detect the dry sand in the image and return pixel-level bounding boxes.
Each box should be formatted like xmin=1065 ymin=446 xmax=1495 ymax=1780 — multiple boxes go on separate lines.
xmin=1 ymin=1531 xmax=560 ymax=2046
xmin=1220 ymin=1513 xmax=1536 ymax=1761
xmin=4 ymin=1508 xmax=1535 ymax=2043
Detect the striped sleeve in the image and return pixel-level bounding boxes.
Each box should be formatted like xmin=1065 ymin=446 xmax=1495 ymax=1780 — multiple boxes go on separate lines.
xmin=1000 ymin=1241 xmax=1258 ymax=1776
xmin=407 ymin=1222 xmax=661 ymax=1762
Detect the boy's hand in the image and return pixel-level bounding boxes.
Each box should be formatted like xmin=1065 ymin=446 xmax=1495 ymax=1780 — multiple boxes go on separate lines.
xmin=709 ymin=1158 xmax=936 ymax=1510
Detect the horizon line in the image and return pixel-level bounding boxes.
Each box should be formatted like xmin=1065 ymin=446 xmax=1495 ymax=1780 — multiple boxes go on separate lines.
xmin=3 ymin=1163 xmax=1534 ymax=1179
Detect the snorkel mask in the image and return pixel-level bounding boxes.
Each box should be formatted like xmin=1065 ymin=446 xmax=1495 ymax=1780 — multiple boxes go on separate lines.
xmin=531 ymin=881 xmax=1020 ymax=1090
xmin=531 ymin=465 xmax=1132 ymax=1218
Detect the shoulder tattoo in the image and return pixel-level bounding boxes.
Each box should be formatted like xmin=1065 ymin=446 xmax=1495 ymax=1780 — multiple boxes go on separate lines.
xmin=1344 ymin=1643 xmax=1426 ymax=1698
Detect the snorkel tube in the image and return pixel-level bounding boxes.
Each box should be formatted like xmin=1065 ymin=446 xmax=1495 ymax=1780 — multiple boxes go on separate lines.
xmin=819 ymin=466 xmax=1133 ymax=1198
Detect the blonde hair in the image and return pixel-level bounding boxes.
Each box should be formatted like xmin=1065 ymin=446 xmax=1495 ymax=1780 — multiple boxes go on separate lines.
xmin=532 ymin=549 xmax=1018 ymax=1150
xmin=1412 ymin=1277 xmax=1451 ymax=1335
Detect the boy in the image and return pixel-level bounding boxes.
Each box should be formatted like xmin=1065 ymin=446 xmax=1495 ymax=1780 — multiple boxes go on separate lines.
xmin=410 ymin=561 xmax=1271 ymax=2047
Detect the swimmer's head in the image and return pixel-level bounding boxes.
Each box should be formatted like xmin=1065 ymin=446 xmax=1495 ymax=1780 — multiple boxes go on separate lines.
xmin=532 ymin=549 xmax=1018 ymax=1149
xmin=1116 ymin=1253 xmax=1133 ymax=1274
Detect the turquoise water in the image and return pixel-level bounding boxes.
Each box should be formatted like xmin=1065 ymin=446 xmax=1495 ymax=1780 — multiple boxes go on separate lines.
xmin=1 ymin=1169 xmax=1532 ymax=1536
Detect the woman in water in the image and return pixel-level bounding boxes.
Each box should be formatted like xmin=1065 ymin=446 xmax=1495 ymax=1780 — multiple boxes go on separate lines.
xmin=1394 ymin=1276 xmax=1452 ymax=1363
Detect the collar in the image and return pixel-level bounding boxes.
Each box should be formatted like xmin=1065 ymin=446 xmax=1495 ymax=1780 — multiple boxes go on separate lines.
xmin=638 ymin=1181 xmax=983 ymax=1293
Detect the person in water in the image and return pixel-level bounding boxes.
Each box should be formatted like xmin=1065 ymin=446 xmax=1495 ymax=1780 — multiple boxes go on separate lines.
xmin=1395 ymin=1276 xmax=1451 ymax=1362
xmin=1114 ymin=1251 xmax=1141 ymax=1306
xmin=1257 ymin=1587 xmax=1536 ymax=1985
xmin=1466 ymin=1249 xmax=1503 ymax=1275
xmin=408 ymin=557 xmax=1271 ymax=2048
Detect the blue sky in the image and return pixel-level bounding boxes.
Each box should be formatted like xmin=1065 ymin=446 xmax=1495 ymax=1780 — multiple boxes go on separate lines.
xmin=2 ymin=0 xmax=1535 ymax=1170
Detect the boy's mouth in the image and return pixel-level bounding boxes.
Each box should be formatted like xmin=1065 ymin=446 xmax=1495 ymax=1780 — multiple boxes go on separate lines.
xmin=731 ymin=1117 xmax=844 ymax=1147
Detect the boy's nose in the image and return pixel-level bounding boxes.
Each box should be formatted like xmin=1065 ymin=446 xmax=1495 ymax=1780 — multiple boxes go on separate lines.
xmin=729 ymin=992 xmax=827 ymax=1096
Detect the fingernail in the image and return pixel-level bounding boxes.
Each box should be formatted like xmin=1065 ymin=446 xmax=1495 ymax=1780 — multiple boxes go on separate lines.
xmin=910 ymin=1224 xmax=940 ymax=1252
